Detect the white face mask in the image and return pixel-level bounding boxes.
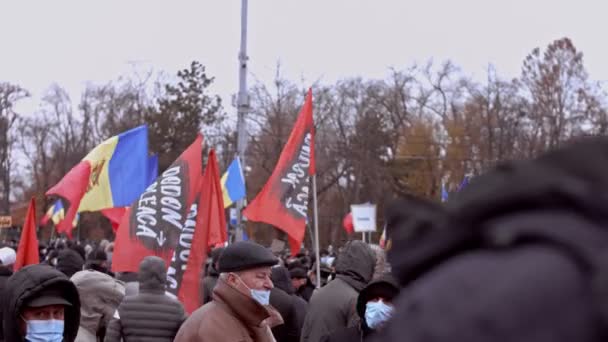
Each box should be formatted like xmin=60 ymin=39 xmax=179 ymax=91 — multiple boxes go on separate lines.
xmin=231 ymin=273 xmax=271 ymax=306
xmin=365 ymin=300 xmax=394 ymax=330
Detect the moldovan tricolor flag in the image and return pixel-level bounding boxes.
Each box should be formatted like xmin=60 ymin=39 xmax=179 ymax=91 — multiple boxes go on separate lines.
xmin=101 ymin=154 xmax=157 ymax=232
xmin=101 ymin=207 xmax=128 ymax=232
xmin=167 ymin=150 xmax=227 ymax=313
xmin=14 ymin=198 xmax=39 ymax=271
xmin=112 ymin=134 xmax=204 ymax=273
xmin=243 ymin=89 xmax=315 ymax=254
xmin=221 ymin=157 xmax=246 ymax=208
xmin=46 ymin=125 xmax=149 ymax=237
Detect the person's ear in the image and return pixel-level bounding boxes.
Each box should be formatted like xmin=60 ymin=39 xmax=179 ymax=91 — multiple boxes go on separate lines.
xmin=225 ymin=273 xmax=238 ymax=287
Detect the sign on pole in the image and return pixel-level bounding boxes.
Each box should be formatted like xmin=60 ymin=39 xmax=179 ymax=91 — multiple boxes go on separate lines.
xmin=0 ymin=216 xmax=12 ymax=228
xmin=350 ymin=204 xmax=376 ymax=233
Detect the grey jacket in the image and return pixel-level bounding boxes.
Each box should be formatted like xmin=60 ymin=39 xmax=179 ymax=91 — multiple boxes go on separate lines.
xmin=300 ymin=241 xmax=376 ymax=342
xmin=104 ymin=256 xmax=186 ymax=342
xmin=72 ymin=270 xmax=125 ymax=342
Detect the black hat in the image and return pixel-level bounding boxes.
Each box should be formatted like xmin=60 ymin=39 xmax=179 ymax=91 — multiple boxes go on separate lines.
xmin=210 ymin=247 xmax=225 ymax=265
xmin=25 ymin=288 xmax=72 ymax=308
xmin=356 ymin=274 xmax=400 ymax=319
xmin=218 ymin=241 xmax=278 ymax=273
xmin=290 ymin=267 xmax=308 ymax=279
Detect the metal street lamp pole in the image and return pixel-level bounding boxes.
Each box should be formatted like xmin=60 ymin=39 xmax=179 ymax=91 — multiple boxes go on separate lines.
xmin=235 ymin=0 xmax=250 ymax=242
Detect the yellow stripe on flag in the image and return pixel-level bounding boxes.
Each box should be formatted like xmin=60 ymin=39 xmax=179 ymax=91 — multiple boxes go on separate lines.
xmin=78 ymin=136 xmax=119 ymax=212
xmin=221 ymin=172 xmax=233 ymax=208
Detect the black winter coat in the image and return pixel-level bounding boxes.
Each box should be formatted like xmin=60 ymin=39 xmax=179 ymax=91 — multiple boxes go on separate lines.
xmin=297 ymin=279 xmax=315 ymax=302
xmin=270 ymin=266 xmax=308 ymax=342
xmin=0 ymin=266 xmax=12 ymax=341
xmin=373 ymin=138 xmax=608 ymax=342
xmin=201 ymin=265 xmax=219 ymax=305
xmin=2 ymin=264 xmax=81 ymax=342
xmin=104 ymin=257 xmax=186 ymax=342
xmin=320 ymin=325 xmax=369 ymax=342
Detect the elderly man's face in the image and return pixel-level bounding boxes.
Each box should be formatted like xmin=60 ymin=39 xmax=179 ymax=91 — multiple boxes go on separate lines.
xmin=227 ymin=266 xmax=273 ymax=294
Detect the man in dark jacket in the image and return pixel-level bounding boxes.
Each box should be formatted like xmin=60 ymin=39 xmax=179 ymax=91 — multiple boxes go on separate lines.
xmin=373 ymin=137 xmax=608 ymax=342
xmin=86 ymin=248 xmax=113 ymax=276
xmin=290 ymin=267 xmax=315 ymax=302
xmin=201 ymin=246 xmax=223 ymax=305
xmin=300 ymin=240 xmax=376 ymax=342
xmin=322 ymin=275 xmax=400 ymax=342
xmin=271 ymin=266 xmax=308 ymax=342
xmin=56 ymin=247 xmax=85 ymax=278
xmin=3 ymin=264 xmax=81 ymax=342
xmin=104 ymin=256 xmax=186 ymax=342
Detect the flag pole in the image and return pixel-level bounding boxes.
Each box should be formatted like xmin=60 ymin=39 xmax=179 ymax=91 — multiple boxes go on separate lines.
xmin=312 ymin=175 xmax=321 ymax=288
xmin=235 ymin=0 xmax=250 ymax=242
xmin=49 ymin=225 xmax=56 ymax=243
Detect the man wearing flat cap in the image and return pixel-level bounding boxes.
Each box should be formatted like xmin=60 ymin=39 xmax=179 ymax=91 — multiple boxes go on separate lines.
xmin=2 ymin=264 xmax=81 ymax=342
xmin=175 ymin=241 xmax=284 ymax=342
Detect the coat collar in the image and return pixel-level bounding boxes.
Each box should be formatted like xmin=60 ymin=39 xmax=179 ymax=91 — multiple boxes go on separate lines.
xmin=212 ymin=277 xmax=270 ymax=327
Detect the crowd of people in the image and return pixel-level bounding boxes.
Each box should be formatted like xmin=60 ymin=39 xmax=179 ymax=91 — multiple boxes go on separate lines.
xmin=0 ymin=137 xmax=607 ymax=341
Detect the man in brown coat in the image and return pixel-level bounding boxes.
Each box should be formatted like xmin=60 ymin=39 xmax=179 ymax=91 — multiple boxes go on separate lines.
xmin=175 ymin=241 xmax=283 ymax=342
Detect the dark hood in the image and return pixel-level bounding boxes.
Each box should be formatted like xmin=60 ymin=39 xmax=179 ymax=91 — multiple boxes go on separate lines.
xmin=335 ymin=240 xmax=376 ymax=291
xmin=271 ymin=266 xmax=295 ymax=295
xmin=57 ymin=248 xmax=84 ymax=278
xmin=388 ymin=137 xmax=608 ymax=287
xmin=356 ymin=274 xmax=400 ymax=319
xmin=0 ymin=265 xmax=12 ymax=277
xmin=3 ymin=264 xmax=80 ymax=342
xmin=138 ymin=256 xmax=167 ymax=293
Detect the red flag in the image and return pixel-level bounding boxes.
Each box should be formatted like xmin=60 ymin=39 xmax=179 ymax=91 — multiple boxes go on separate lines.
xmin=46 ymin=162 xmax=90 ymax=238
xmin=243 ymin=89 xmax=315 ymax=255
xmin=171 ymin=150 xmax=227 ymax=313
xmin=15 ymin=198 xmax=40 ymax=271
xmin=203 ymin=151 xmax=228 ymax=248
xmin=40 ymin=212 xmax=50 ymax=226
xmin=101 ymin=207 xmax=128 ymax=232
xmin=342 ymin=212 xmax=354 ymax=234
xmin=112 ymin=134 xmax=204 ymax=272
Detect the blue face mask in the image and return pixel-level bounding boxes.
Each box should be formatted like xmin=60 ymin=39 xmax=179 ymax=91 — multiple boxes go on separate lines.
xmin=250 ymin=289 xmax=271 ymax=306
xmin=232 ymin=273 xmax=271 ymax=306
xmin=365 ymin=300 xmax=394 ymax=330
xmin=24 ymin=319 xmax=64 ymax=342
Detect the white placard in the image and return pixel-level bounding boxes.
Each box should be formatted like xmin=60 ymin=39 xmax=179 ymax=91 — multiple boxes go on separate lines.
xmin=350 ymin=204 xmax=376 ymax=232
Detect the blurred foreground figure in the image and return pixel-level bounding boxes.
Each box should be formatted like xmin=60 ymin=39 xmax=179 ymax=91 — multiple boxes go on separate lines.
xmin=373 ymin=137 xmax=608 ymax=342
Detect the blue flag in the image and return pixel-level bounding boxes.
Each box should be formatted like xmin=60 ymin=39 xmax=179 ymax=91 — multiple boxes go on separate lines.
xmin=441 ymin=183 xmax=449 ymax=202
xmin=457 ymin=175 xmax=470 ymax=192
xmin=221 ymin=157 xmax=246 ymax=208
xmin=147 ymin=155 xmax=159 ymax=187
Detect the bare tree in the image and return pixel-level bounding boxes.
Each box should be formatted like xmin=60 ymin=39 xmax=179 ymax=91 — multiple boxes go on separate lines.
xmin=0 ymin=83 xmax=29 ymax=213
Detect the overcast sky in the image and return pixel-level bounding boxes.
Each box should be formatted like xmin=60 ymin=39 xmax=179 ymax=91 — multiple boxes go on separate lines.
xmin=1 ymin=0 xmax=608 ymax=116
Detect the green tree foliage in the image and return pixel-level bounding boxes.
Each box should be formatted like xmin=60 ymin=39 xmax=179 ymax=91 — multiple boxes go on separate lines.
xmin=146 ymin=61 xmax=223 ymax=171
